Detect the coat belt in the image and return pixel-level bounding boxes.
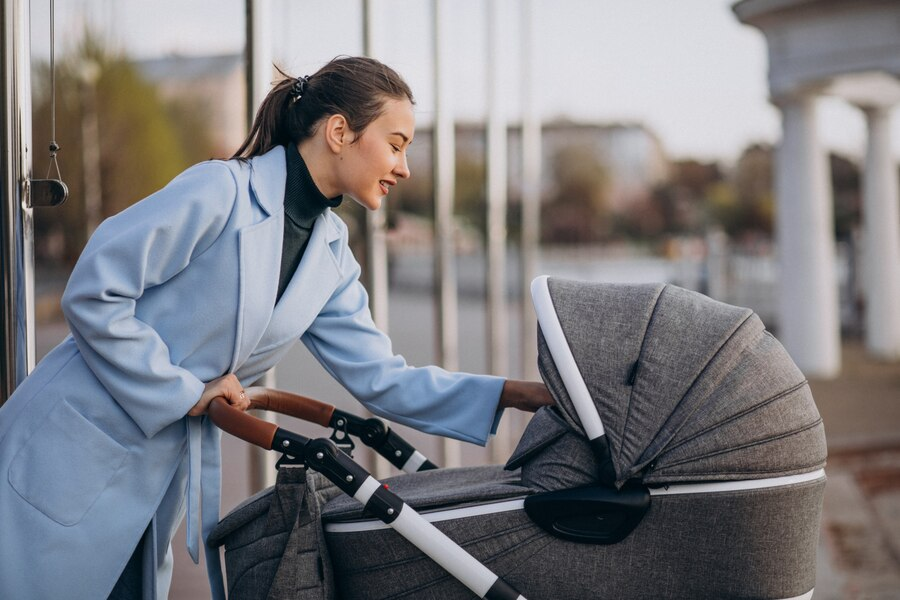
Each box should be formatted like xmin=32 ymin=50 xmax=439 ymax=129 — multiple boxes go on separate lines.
xmin=186 ymin=416 xmax=226 ymax=599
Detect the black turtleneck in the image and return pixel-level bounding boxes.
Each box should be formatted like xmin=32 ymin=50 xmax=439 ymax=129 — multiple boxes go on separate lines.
xmin=277 ymin=144 xmax=343 ymax=303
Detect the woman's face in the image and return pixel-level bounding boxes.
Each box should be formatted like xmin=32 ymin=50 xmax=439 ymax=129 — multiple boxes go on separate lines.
xmin=338 ymin=97 xmax=415 ymax=211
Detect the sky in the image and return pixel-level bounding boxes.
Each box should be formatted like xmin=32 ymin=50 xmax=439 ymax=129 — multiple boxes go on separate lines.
xmin=28 ymin=0 xmax=900 ymax=166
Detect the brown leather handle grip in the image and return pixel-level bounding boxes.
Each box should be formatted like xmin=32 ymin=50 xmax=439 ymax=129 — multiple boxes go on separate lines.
xmin=244 ymin=387 xmax=336 ymax=427
xmin=207 ymin=387 xmax=337 ymax=449
xmin=208 ymin=397 xmax=278 ymax=450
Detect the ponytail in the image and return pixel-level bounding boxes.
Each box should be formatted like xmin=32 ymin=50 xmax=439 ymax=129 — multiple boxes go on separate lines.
xmin=231 ymin=56 xmax=414 ymax=160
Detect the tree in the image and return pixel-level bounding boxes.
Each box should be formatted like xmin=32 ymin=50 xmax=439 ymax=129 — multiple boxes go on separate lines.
xmin=541 ymin=145 xmax=610 ymax=243
xmin=31 ymin=32 xmax=214 ymax=264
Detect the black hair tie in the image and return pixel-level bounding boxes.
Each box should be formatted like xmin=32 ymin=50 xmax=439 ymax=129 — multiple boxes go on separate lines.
xmin=290 ymin=75 xmax=310 ymax=104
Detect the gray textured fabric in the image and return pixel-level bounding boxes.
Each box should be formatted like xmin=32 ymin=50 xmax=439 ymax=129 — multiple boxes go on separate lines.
xmin=540 ymin=278 xmax=827 ymax=486
xmin=505 ymin=406 xmax=597 ymax=492
xmin=208 ymin=466 xmax=341 ymax=600
xmin=323 ymin=473 xmax=825 ymax=599
xmin=323 ymin=465 xmax=526 ymax=521
xmin=504 ymin=406 xmax=569 ymax=471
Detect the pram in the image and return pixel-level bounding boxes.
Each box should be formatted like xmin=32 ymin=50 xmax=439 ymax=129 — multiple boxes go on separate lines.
xmin=210 ymin=276 xmax=827 ymax=600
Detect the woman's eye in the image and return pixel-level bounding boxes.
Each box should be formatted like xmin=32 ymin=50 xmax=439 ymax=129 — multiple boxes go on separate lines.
xmin=391 ymin=145 xmax=401 ymax=152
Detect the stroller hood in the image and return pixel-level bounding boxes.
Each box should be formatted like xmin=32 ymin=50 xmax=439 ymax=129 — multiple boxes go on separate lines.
xmin=531 ymin=276 xmax=826 ymax=488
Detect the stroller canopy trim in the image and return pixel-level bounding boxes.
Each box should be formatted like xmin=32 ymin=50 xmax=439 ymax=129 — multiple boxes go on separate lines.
xmin=649 ymin=468 xmax=825 ymax=496
xmin=531 ymin=275 xmax=606 ymax=440
xmin=324 ymin=498 xmax=527 ymax=533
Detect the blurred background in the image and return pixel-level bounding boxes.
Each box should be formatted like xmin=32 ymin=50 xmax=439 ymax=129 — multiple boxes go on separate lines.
xmin=8 ymin=0 xmax=900 ymax=597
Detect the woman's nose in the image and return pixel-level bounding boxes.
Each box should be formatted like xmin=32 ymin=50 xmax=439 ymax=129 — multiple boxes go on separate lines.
xmin=395 ymin=153 xmax=411 ymax=179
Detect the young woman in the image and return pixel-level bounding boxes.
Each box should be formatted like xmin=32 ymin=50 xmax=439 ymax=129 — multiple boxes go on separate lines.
xmin=0 ymin=56 xmax=552 ymax=599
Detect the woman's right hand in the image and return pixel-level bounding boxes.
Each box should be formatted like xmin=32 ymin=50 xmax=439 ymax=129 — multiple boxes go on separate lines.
xmin=188 ymin=373 xmax=250 ymax=416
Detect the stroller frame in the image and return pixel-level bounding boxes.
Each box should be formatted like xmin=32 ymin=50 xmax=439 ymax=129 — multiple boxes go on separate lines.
xmin=209 ymin=389 xmax=525 ymax=600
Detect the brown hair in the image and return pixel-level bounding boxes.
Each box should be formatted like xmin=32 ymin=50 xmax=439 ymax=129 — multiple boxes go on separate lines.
xmin=231 ymin=56 xmax=415 ymax=160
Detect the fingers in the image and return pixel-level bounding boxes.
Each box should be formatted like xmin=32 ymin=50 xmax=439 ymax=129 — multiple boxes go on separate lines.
xmin=233 ymin=388 xmax=251 ymax=411
xmin=189 ymin=373 xmax=250 ymax=416
xmin=499 ymin=380 xmax=555 ymax=412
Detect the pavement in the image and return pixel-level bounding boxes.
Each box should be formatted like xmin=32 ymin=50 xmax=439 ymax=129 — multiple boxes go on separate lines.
xmin=807 ymin=341 xmax=900 ymax=600
xmin=29 ymin=309 xmax=900 ymax=599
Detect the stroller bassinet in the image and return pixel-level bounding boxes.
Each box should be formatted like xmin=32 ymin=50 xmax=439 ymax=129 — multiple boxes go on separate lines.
xmin=210 ymin=276 xmax=827 ymax=600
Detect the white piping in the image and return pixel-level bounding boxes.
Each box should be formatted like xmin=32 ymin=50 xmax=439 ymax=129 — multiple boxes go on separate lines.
xmin=649 ymin=469 xmax=825 ymax=496
xmin=325 ymin=498 xmax=527 ymax=533
xmin=530 ymin=275 xmax=605 ymax=439
xmin=328 ymin=470 xmax=826 ymax=534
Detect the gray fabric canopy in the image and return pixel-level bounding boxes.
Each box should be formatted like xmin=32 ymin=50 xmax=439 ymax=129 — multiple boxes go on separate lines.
xmin=535 ymin=277 xmax=827 ymax=487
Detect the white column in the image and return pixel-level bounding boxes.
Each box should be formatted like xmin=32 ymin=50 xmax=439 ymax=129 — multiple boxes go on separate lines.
xmin=774 ymin=94 xmax=841 ymax=377
xmin=519 ymin=0 xmax=541 ymax=382
xmin=247 ymin=0 xmax=277 ymax=491
xmin=486 ymin=0 xmax=510 ymax=463
xmin=861 ymin=105 xmax=900 ymax=359
xmin=433 ymin=0 xmax=462 ymax=469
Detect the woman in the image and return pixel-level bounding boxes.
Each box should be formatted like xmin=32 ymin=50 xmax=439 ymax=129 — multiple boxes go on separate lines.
xmin=0 ymin=56 xmax=552 ymax=599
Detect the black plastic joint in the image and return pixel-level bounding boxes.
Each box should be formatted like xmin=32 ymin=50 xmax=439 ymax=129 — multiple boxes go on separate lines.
xmin=365 ymin=485 xmax=405 ymax=524
xmin=377 ymin=430 xmax=417 ymax=468
xmin=589 ymin=435 xmax=616 ymax=486
xmin=359 ymin=417 xmax=389 ymax=445
xmin=484 ymin=577 xmax=521 ymax=600
xmin=305 ymin=438 xmax=370 ymax=496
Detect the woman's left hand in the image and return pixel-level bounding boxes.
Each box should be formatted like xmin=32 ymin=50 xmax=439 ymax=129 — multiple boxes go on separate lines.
xmin=498 ymin=379 xmax=554 ymax=412
xmin=188 ymin=373 xmax=251 ymax=416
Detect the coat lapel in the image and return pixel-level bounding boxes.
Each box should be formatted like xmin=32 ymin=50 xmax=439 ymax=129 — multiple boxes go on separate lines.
xmin=263 ymin=212 xmax=343 ymax=346
xmin=229 ymin=148 xmax=285 ymax=373
xmin=229 ymin=147 xmax=345 ymax=372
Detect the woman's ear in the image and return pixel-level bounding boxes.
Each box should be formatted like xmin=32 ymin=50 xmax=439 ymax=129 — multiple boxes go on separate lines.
xmin=324 ymin=114 xmax=350 ymax=154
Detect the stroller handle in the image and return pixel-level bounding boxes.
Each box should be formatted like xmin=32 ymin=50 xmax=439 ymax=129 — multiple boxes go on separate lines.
xmin=208 ymin=396 xmax=278 ymax=450
xmin=244 ymin=386 xmax=336 ymax=427
xmin=207 ymin=388 xmax=334 ymax=450
xmin=208 ymin=388 xmax=438 ymax=473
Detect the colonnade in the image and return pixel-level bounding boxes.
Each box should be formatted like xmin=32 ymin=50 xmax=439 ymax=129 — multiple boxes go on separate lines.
xmin=736 ymin=0 xmax=900 ymax=376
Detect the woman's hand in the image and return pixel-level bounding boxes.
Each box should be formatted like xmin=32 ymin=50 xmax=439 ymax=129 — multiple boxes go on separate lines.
xmin=499 ymin=379 xmax=554 ymax=412
xmin=188 ymin=373 xmax=251 ymax=416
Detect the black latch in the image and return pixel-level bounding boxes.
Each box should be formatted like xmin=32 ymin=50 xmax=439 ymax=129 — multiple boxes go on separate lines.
xmin=524 ymin=481 xmax=650 ymax=544
xmin=29 ymin=179 xmax=68 ymax=207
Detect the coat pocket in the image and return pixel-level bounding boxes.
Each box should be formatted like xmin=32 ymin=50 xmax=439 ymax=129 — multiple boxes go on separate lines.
xmin=8 ymin=399 xmax=129 ymax=526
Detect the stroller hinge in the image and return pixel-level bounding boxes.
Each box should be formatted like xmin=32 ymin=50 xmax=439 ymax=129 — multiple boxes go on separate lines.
xmin=485 ymin=577 xmax=523 ymax=600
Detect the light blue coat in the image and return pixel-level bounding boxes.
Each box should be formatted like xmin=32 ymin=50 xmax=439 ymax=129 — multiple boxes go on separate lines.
xmin=0 ymin=147 xmax=505 ymax=599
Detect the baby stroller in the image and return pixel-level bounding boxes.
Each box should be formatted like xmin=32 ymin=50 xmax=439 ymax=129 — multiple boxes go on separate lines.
xmin=210 ymin=276 xmax=827 ymax=600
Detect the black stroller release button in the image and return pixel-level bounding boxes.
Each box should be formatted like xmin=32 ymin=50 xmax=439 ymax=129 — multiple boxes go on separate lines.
xmin=524 ymin=482 xmax=650 ymax=544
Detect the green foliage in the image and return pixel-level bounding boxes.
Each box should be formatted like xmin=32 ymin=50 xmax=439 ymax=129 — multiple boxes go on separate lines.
xmin=454 ymin=157 xmax=487 ymax=233
xmin=31 ymin=31 xmax=215 ymax=265
xmin=541 ymin=145 xmax=610 ymax=243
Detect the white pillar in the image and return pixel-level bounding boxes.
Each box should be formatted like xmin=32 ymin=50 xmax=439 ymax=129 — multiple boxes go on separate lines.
xmin=861 ymin=105 xmax=900 ymax=359
xmin=774 ymin=94 xmax=841 ymax=377
xmin=246 ymin=0 xmax=277 ymax=491
xmin=519 ymin=0 xmax=541 ymax=382
xmin=486 ymin=0 xmax=510 ymax=464
xmin=433 ymin=0 xmax=462 ymax=469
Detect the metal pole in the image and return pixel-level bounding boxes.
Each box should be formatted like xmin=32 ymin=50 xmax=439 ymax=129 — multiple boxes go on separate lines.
xmin=246 ymin=0 xmax=277 ymax=491
xmin=486 ymin=0 xmax=510 ymax=463
xmin=519 ymin=0 xmax=541 ymax=382
xmin=362 ymin=0 xmax=390 ymax=334
xmin=363 ymin=0 xmax=392 ymax=478
xmin=433 ymin=0 xmax=462 ymax=468
xmin=1 ymin=0 xmax=35 ymax=405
